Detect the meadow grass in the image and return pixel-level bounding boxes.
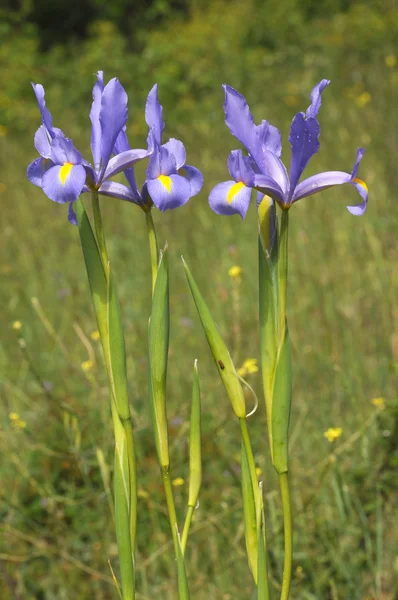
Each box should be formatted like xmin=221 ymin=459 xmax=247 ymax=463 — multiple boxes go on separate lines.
xmin=0 ymin=16 xmax=397 ymax=598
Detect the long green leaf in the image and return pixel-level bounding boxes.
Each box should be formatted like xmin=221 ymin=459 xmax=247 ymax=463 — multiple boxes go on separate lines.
xmin=241 ymin=441 xmax=258 ymax=582
xmin=182 ymin=257 xmax=246 ymax=419
xmin=188 ymin=360 xmax=202 ymax=508
xmin=149 ymin=246 xmax=170 ymax=467
xmin=256 ymin=483 xmax=270 ymax=600
xmin=271 ymin=326 xmax=292 ymax=474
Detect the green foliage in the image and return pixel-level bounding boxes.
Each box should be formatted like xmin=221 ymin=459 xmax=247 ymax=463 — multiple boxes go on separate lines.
xmin=0 ymin=1 xmax=397 ymax=598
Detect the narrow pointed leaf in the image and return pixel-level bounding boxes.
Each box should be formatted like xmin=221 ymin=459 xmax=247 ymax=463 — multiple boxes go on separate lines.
xmin=271 ymin=326 xmax=292 ymax=474
xmin=182 ymin=257 xmax=246 ymax=418
xmin=241 ymin=441 xmax=258 ymax=582
xmin=188 ymin=360 xmax=202 ymax=508
xmin=149 ymin=246 xmax=170 ymax=467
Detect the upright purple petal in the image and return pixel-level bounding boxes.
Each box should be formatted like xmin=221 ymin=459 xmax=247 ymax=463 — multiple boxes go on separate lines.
xmin=31 ymin=83 xmax=54 ymax=135
xmin=27 ymin=157 xmax=53 ymax=187
xmin=147 ymin=146 xmax=176 ymax=180
xmin=227 ymin=150 xmax=255 ymax=187
xmin=145 ymin=84 xmax=165 ymax=146
xmin=51 ymin=136 xmax=83 ymax=166
xmin=209 ymin=180 xmax=252 ymax=219
xmin=99 ymin=78 xmax=128 ymax=179
xmin=179 ymin=165 xmax=203 ymax=197
xmin=42 ymin=164 xmax=86 ymax=204
xmin=255 ymin=120 xmax=282 ymax=158
xmin=163 ymin=138 xmax=186 ymax=169
xmin=350 ymin=147 xmax=365 ymax=179
xmin=223 ymin=85 xmax=256 ymax=154
xmin=306 ymin=79 xmax=330 ymax=118
xmin=148 ymin=173 xmax=191 ymax=211
xmin=288 ymin=113 xmax=321 ymax=198
xmin=34 ymin=125 xmax=52 ymax=159
xmin=114 ymin=128 xmax=130 ymax=154
xmin=90 ymin=71 xmax=104 ymax=170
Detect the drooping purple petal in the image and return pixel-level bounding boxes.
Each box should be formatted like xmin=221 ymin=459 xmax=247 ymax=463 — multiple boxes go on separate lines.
xmin=288 ymin=113 xmax=321 ymax=197
xmin=42 ymin=164 xmax=86 ymax=204
xmin=306 ymin=79 xmax=330 ymax=118
xmin=147 ymin=146 xmax=176 ymax=180
xmin=50 ymin=136 xmax=83 ymax=166
xmin=223 ymin=85 xmax=256 ymax=154
xmin=347 ymin=179 xmax=368 ymax=215
xmin=34 ymin=126 xmax=52 ymax=159
xmin=253 ymin=174 xmax=285 ymax=205
xmin=209 ymin=180 xmax=252 ymax=219
xmin=103 ymin=148 xmax=150 ymax=181
xmin=68 ymin=202 xmax=78 ymax=225
xmin=350 ymin=147 xmax=365 ymax=179
xmin=179 ymin=165 xmax=203 ymax=197
xmin=98 ymin=180 xmax=141 ymax=204
xmin=145 ymin=84 xmax=165 ymax=146
xmin=31 ymin=83 xmax=54 ymax=135
xmin=27 ymin=157 xmax=53 ymax=187
xmin=163 ymin=138 xmax=186 ymax=169
xmin=147 ymin=173 xmax=191 ymax=211
xmin=227 ymin=150 xmax=255 ymax=187
xmin=89 ymin=71 xmax=104 ymax=170
xmin=99 ymin=78 xmax=128 ymax=179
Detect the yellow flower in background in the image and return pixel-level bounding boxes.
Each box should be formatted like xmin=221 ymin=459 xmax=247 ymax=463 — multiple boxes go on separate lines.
xmin=9 ymin=413 xmax=27 ymax=431
xmin=228 ymin=265 xmax=242 ymax=279
xmin=12 ymin=321 xmax=22 ymax=330
xmin=324 ymin=427 xmax=343 ymax=442
xmin=172 ymin=477 xmax=184 ymax=487
xmin=372 ymin=397 xmax=385 ymax=410
xmin=137 ymin=488 xmax=149 ymax=499
xmin=90 ymin=330 xmax=100 ymax=341
xmin=81 ymin=359 xmax=94 ymax=372
xmin=355 ymin=92 xmax=371 ymax=108
xmin=9 ymin=412 xmax=20 ymax=421
xmin=255 ymin=467 xmax=262 ymax=477
xmin=385 ymin=55 xmax=396 ymax=68
xmin=237 ymin=358 xmax=259 ymax=377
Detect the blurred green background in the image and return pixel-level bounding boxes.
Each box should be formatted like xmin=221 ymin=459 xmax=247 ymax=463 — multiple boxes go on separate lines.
xmin=0 ymin=1 xmax=397 ymax=598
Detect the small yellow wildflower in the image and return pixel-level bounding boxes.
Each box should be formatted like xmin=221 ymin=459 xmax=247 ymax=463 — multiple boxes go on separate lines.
xmin=0 ymin=125 xmax=7 ymax=137
xmin=81 ymin=359 xmax=94 ymax=372
xmin=255 ymin=467 xmax=262 ymax=477
xmin=137 ymin=488 xmax=149 ymax=499
xmin=385 ymin=55 xmax=396 ymax=68
xmin=9 ymin=413 xmax=27 ymax=430
xmin=237 ymin=358 xmax=259 ymax=377
xmin=228 ymin=265 xmax=243 ymax=279
xmin=295 ymin=565 xmax=304 ymax=580
xmin=9 ymin=412 xmax=20 ymax=421
xmin=172 ymin=477 xmax=185 ymax=487
xmin=90 ymin=330 xmax=100 ymax=341
xmin=355 ymin=92 xmax=371 ymax=108
xmin=324 ymin=427 xmax=343 ymax=443
xmin=12 ymin=321 xmax=22 ymax=330
xmin=372 ymin=397 xmax=385 ymax=410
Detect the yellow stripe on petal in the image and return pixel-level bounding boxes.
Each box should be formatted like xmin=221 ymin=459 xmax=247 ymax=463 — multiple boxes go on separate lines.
xmin=352 ymin=177 xmax=368 ymax=192
xmin=59 ymin=162 xmax=73 ymax=185
xmin=227 ymin=181 xmax=245 ymax=204
xmin=158 ymin=174 xmax=172 ymax=193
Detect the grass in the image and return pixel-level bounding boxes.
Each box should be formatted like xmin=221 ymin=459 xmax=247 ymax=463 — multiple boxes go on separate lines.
xmin=0 ymin=16 xmax=397 ymax=599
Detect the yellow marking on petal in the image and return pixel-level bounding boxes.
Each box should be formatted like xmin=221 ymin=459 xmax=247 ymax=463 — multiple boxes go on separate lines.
xmin=158 ymin=174 xmax=172 ymax=193
xmin=353 ymin=178 xmax=368 ymax=192
xmin=227 ymin=181 xmax=245 ymax=204
xmin=59 ymin=162 xmax=73 ymax=185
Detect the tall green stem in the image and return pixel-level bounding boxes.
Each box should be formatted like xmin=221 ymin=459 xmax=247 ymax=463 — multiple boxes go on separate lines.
xmin=162 ymin=466 xmax=180 ymax=557
xmin=279 ymin=472 xmax=292 ymax=600
xmin=278 ymin=209 xmax=289 ymax=341
xmin=90 ymin=192 xmax=137 ymax=598
xmin=145 ymin=210 xmax=159 ymax=295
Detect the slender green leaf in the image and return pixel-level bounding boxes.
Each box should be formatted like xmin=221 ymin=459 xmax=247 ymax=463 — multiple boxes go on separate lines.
xmin=241 ymin=441 xmax=258 ymax=581
xmin=256 ymin=483 xmax=270 ymax=600
xmin=149 ymin=246 xmax=170 ymax=467
xmin=182 ymin=257 xmax=246 ymax=418
xmin=188 ymin=360 xmax=202 ymax=508
xmin=271 ymin=326 xmax=292 ymax=474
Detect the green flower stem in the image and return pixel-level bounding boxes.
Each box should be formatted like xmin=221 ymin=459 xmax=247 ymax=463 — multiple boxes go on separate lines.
xmin=279 ymin=472 xmax=292 ymax=600
xmin=162 ymin=465 xmax=180 ymax=558
xmin=239 ymin=417 xmax=258 ymax=498
xmin=145 ymin=210 xmax=159 ymax=296
xmin=278 ymin=209 xmax=289 ymax=341
xmin=90 ymin=192 xmax=137 ymax=596
xmin=181 ymin=505 xmax=195 ymax=554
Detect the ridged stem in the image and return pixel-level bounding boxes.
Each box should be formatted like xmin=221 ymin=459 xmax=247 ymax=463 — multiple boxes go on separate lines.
xmin=279 ymin=472 xmax=292 ymax=600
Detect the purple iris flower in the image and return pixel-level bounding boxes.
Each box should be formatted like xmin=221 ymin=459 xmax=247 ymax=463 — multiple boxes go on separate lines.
xmin=209 ymin=80 xmax=368 ymax=219
xmin=102 ymin=85 xmax=203 ymax=211
xmin=27 ymin=72 xmax=151 ymax=224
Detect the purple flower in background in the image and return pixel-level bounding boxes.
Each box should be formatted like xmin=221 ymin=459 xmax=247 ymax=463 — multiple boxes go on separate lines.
xmin=209 ymin=80 xmax=368 ymax=219
xmin=104 ymin=85 xmax=203 ymax=211
xmin=27 ymin=72 xmax=151 ymax=224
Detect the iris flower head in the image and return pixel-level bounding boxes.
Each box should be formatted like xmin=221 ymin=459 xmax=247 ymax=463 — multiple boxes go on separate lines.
xmin=27 ymin=72 xmax=151 ymax=224
xmin=103 ymin=84 xmax=203 ymax=212
xmin=209 ymin=80 xmax=368 ymax=219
